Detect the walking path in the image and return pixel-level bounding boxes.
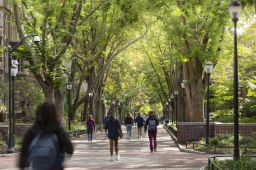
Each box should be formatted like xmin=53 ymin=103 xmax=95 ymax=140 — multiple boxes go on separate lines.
xmin=0 ymin=125 xmax=208 ymax=170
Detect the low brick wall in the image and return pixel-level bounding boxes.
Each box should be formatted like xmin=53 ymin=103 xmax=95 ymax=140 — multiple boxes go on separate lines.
xmin=176 ymin=122 xmax=256 ymax=143
xmin=0 ymin=123 xmax=32 ymax=141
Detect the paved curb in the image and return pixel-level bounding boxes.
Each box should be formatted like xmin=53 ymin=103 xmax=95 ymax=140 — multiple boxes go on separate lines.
xmin=0 ymin=153 xmax=19 ymax=157
xmin=163 ymin=124 xmax=206 ymax=155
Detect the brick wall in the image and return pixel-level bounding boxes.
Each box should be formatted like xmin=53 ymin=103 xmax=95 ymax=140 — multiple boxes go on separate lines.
xmin=176 ymin=122 xmax=256 ymax=143
xmin=0 ymin=123 xmax=32 ymax=141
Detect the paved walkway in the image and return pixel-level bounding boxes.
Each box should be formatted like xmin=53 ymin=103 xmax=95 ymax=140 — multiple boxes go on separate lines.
xmin=0 ymin=125 xmax=208 ymax=170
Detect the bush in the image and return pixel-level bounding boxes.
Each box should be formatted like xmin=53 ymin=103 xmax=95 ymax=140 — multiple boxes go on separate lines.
xmin=211 ymin=109 xmax=233 ymax=122
xmin=216 ymin=156 xmax=256 ymax=170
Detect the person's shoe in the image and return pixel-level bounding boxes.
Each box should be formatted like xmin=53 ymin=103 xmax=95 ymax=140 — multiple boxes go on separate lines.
xmin=110 ymin=155 xmax=114 ymax=161
xmin=116 ymin=154 xmax=120 ymax=161
xmin=154 ymin=148 xmax=157 ymax=152
xmin=150 ymin=150 xmax=153 ymax=153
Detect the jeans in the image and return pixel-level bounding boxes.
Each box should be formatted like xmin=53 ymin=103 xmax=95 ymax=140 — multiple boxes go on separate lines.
xmin=126 ymin=124 xmax=132 ymax=138
xmin=148 ymin=131 xmax=157 ymax=151
xmin=87 ymin=129 xmax=93 ymax=141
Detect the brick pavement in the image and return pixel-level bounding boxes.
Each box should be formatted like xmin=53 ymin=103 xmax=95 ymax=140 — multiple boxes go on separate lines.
xmin=0 ymin=125 xmax=208 ymax=170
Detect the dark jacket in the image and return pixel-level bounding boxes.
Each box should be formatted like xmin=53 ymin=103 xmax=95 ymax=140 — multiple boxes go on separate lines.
xmin=124 ymin=116 xmax=133 ymax=125
xmin=144 ymin=116 xmax=159 ymax=132
xmin=86 ymin=118 xmax=96 ymax=130
xmin=18 ymin=123 xmax=73 ymax=169
xmin=135 ymin=116 xmax=144 ymax=127
xmin=104 ymin=118 xmax=122 ymax=140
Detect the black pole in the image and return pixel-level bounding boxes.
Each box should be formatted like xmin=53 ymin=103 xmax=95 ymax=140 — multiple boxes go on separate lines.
xmin=7 ymin=53 xmax=14 ymax=153
xmin=68 ymin=89 xmax=71 ymax=131
xmin=168 ymin=103 xmax=170 ymax=122
xmin=175 ymin=95 xmax=178 ymax=126
xmin=11 ymin=76 xmax=15 ymax=146
xmin=182 ymin=89 xmax=185 ymax=122
xmin=233 ymin=19 xmax=240 ymax=160
xmin=89 ymin=96 xmax=93 ymax=117
xmin=171 ymin=102 xmax=174 ymax=124
xmin=206 ymin=73 xmax=210 ymax=145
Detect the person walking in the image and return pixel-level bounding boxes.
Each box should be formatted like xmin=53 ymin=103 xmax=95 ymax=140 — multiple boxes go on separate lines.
xmin=18 ymin=101 xmax=73 ymax=170
xmin=86 ymin=115 xmax=96 ymax=142
xmin=104 ymin=110 xmax=123 ymax=161
xmin=144 ymin=111 xmax=159 ymax=153
xmin=124 ymin=113 xmax=133 ymax=139
xmin=135 ymin=113 xmax=145 ymax=139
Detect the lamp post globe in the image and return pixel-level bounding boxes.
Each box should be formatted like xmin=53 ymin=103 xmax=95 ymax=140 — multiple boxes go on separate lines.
xmin=204 ymin=61 xmax=213 ymax=146
xmin=229 ymin=0 xmax=242 ymax=160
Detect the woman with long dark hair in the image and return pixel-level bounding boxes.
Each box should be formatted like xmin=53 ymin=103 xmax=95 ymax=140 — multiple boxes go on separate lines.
xmin=18 ymin=101 xmax=73 ymax=170
xmin=104 ymin=110 xmax=122 ymax=161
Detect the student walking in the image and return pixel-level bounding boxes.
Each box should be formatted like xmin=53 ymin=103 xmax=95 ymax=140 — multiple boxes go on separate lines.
xmin=104 ymin=110 xmax=123 ymax=161
xmin=135 ymin=113 xmax=145 ymax=138
xmin=86 ymin=115 xmax=96 ymax=141
xmin=144 ymin=111 xmax=159 ymax=153
xmin=18 ymin=102 xmax=73 ymax=170
xmin=124 ymin=113 xmax=133 ymax=139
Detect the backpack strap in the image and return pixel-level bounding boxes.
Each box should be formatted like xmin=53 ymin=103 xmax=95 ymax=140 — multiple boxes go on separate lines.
xmin=29 ymin=132 xmax=42 ymax=150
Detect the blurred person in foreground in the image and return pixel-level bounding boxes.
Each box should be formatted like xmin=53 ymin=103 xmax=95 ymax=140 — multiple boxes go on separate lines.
xmin=18 ymin=101 xmax=73 ymax=170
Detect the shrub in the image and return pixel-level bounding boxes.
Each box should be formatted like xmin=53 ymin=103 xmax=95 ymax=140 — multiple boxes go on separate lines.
xmin=216 ymin=156 xmax=256 ymax=170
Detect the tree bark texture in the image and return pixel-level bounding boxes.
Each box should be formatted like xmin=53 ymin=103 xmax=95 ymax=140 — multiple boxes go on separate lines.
xmin=183 ymin=58 xmax=204 ymax=122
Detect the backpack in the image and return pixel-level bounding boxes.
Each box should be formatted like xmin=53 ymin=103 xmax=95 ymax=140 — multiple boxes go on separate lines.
xmin=148 ymin=119 xmax=157 ymax=131
xmin=28 ymin=133 xmax=59 ymax=170
xmin=87 ymin=120 xmax=94 ymax=130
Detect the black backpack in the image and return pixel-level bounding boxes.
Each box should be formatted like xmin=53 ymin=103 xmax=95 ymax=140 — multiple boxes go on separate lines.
xmin=28 ymin=133 xmax=59 ymax=170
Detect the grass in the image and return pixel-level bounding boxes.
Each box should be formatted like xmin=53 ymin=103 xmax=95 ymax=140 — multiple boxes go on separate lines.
xmin=214 ymin=156 xmax=256 ymax=170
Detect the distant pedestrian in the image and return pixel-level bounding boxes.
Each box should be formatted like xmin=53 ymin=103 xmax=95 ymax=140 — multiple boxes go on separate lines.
xmin=124 ymin=113 xmax=134 ymax=139
xmin=18 ymin=101 xmax=73 ymax=170
xmin=86 ymin=115 xmax=96 ymax=141
xmin=104 ymin=110 xmax=123 ymax=161
xmin=135 ymin=113 xmax=145 ymax=138
xmin=144 ymin=111 xmax=159 ymax=153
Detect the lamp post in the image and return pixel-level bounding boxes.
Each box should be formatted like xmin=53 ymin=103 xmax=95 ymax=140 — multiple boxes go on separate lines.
xmin=229 ymin=0 xmax=242 ymax=160
xmin=66 ymin=82 xmax=72 ymax=131
xmin=174 ymin=90 xmax=178 ymax=126
xmin=88 ymin=92 xmax=93 ymax=118
xmin=168 ymin=99 xmax=171 ymax=122
xmin=181 ymin=81 xmax=185 ymax=122
xmin=204 ymin=61 xmax=213 ymax=145
xmin=170 ymin=93 xmax=174 ymax=124
xmin=7 ymin=34 xmax=40 ymax=153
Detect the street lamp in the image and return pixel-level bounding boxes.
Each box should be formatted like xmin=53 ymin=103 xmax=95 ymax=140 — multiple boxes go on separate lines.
xmin=204 ymin=61 xmax=213 ymax=145
xmin=66 ymin=82 xmax=72 ymax=131
xmin=88 ymin=92 xmax=93 ymax=118
xmin=174 ymin=90 xmax=178 ymax=126
xmin=167 ymin=99 xmax=171 ymax=122
xmin=170 ymin=93 xmax=174 ymax=124
xmin=7 ymin=34 xmax=40 ymax=153
xmin=229 ymin=0 xmax=242 ymax=160
xmin=181 ymin=80 xmax=185 ymax=122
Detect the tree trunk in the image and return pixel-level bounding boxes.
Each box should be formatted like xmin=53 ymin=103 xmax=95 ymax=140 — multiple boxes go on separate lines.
xmin=54 ymin=89 xmax=65 ymax=125
xmin=183 ymin=58 xmax=204 ymax=122
xmin=45 ymin=87 xmax=55 ymax=103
